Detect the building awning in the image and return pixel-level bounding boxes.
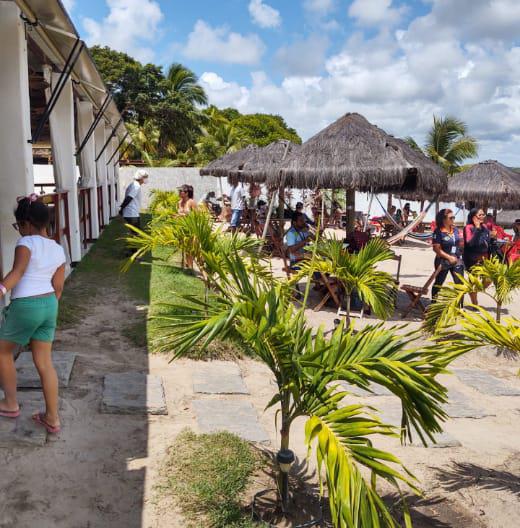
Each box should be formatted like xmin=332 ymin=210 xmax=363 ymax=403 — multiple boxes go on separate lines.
xmin=15 ymin=0 xmax=126 ymax=140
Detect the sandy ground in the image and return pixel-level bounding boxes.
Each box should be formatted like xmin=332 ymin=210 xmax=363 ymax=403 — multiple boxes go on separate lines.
xmin=0 ymin=240 xmax=519 ymax=527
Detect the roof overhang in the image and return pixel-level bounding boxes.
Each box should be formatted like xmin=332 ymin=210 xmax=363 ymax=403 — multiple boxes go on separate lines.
xmin=15 ymin=0 xmax=127 ymax=140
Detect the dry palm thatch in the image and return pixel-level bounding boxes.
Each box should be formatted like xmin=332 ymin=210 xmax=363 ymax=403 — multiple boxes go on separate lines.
xmin=443 ymin=160 xmax=520 ymax=209
xmin=199 ymin=144 xmax=259 ymax=177
xmin=262 ymin=113 xmax=447 ymax=195
xmin=234 ymin=139 xmax=300 ymax=182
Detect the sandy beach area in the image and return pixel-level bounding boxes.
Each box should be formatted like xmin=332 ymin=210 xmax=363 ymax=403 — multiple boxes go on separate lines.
xmin=0 ymin=239 xmax=519 ymax=528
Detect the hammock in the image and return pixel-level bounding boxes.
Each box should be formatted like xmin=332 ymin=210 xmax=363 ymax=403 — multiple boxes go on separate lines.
xmin=374 ymin=195 xmax=435 ymax=244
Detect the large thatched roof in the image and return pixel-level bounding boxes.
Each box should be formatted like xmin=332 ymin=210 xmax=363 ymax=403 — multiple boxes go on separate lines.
xmin=443 ymin=160 xmax=520 ymax=209
xmin=236 ymin=139 xmax=300 ymax=181
xmin=200 ymin=144 xmax=259 ymax=177
xmin=262 ymin=113 xmax=447 ymax=194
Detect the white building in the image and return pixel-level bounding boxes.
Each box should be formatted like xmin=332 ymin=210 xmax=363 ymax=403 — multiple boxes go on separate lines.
xmin=0 ymin=0 xmax=128 ymax=298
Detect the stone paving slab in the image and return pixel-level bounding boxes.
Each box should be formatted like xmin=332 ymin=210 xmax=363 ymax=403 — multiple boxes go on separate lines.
xmin=455 ymin=369 xmax=520 ymax=396
xmin=377 ymin=404 xmax=461 ymax=448
xmin=445 ymin=389 xmax=494 ymax=419
xmin=193 ymin=399 xmax=270 ymax=444
xmin=16 ymin=351 xmax=76 ymax=389
xmin=0 ymin=390 xmax=47 ymax=448
xmin=101 ymin=372 xmax=168 ymax=415
xmin=193 ymin=361 xmax=249 ymax=394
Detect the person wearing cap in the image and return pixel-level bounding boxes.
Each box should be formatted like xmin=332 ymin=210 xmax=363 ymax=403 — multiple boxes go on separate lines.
xmin=119 ymin=169 xmax=149 ymax=229
xmin=295 ymin=202 xmax=315 ymax=227
xmin=178 ymin=185 xmax=196 ymax=216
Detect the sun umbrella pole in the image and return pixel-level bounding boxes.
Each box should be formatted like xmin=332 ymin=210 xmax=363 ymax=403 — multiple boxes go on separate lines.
xmin=261 ymin=190 xmax=277 ymax=241
xmin=218 ymin=176 xmax=224 ymax=199
xmin=321 ymin=191 xmax=326 ymax=228
xmin=364 ymin=189 xmax=374 ymax=231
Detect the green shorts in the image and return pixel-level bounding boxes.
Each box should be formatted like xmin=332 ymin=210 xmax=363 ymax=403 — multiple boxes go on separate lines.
xmin=0 ymin=294 xmax=58 ymax=346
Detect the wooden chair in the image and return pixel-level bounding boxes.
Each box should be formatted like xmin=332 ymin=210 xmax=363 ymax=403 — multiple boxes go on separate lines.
xmin=313 ymin=273 xmax=342 ymax=312
xmin=400 ymin=265 xmax=443 ymax=318
xmin=391 ymin=253 xmax=402 ymax=285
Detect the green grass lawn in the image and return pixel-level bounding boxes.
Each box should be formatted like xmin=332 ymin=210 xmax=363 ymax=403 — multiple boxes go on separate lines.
xmin=163 ymin=430 xmax=264 ymax=528
xmin=59 ymin=216 xmax=247 ymax=358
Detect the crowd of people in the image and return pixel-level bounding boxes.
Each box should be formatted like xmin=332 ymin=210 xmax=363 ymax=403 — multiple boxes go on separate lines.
xmin=1 ymin=173 xmax=517 ymax=435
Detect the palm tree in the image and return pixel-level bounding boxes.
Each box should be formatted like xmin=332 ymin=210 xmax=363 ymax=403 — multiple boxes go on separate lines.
xmin=165 ymin=63 xmax=208 ymax=106
xmin=126 ymin=119 xmax=160 ymax=161
xmin=437 ymin=308 xmax=520 ymax=359
xmin=425 ymin=116 xmax=478 ymax=176
xmin=138 ymin=238 xmax=467 ymax=526
xmin=196 ymin=121 xmax=246 ymax=164
xmin=425 ymin=256 xmax=520 ymax=332
xmin=296 ymin=238 xmax=397 ymax=322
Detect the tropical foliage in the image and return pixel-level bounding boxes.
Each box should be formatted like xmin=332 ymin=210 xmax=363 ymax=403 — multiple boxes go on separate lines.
xmin=405 ymin=115 xmax=478 ymax=175
xmin=151 ymin=247 xmax=469 ymax=527
xmin=148 ymin=189 xmax=180 ymax=217
xmin=296 ymin=237 xmax=397 ymax=321
xmin=425 ymin=256 xmax=520 ymax=331
xmin=123 ymin=213 xmax=477 ymax=527
xmin=435 ymin=308 xmax=520 ymax=359
xmin=90 ymin=47 xmax=301 ymax=166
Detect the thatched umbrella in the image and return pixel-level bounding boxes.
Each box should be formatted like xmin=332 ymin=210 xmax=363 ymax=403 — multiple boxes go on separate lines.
xmin=199 ymin=144 xmax=259 ymax=177
xmin=235 ymin=139 xmax=300 ymax=182
xmin=263 ymin=113 xmax=447 ymax=196
xmin=443 ymin=160 xmax=520 ymax=209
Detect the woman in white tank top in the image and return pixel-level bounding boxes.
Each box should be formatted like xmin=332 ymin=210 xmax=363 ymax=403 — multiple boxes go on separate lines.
xmin=0 ymin=195 xmax=66 ymax=433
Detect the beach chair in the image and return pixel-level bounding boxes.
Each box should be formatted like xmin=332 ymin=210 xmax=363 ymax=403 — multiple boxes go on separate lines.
xmin=400 ymin=264 xmax=443 ymax=318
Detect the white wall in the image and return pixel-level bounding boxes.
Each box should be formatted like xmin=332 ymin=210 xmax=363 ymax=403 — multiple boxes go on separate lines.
xmin=118 ymin=166 xmax=464 ymax=222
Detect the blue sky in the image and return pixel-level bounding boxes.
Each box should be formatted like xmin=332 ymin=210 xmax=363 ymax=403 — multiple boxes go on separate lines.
xmin=65 ymin=0 xmax=520 ymax=165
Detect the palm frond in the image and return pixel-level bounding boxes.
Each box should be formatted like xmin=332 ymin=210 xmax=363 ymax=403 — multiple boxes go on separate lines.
xmin=306 ymin=410 xmax=415 ymax=528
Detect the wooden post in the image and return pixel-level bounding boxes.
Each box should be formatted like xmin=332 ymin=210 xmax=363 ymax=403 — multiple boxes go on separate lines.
xmin=278 ymin=187 xmax=285 ymax=238
xmin=345 ymin=188 xmax=356 ymax=233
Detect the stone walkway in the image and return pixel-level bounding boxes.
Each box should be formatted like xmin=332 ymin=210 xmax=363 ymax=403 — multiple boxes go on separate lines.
xmin=4 ymin=352 xmax=519 ymax=456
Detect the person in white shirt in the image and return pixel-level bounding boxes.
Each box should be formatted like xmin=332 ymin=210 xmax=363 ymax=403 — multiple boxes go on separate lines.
xmin=119 ymin=169 xmax=149 ymax=229
xmin=0 ymin=195 xmax=66 ymax=433
xmin=228 ymin=175 xmax=245 ymax=233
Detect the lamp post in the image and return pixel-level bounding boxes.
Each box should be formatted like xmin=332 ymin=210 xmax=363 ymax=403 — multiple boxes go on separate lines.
xmin=277 ymin=448 xmax=295 ymax=512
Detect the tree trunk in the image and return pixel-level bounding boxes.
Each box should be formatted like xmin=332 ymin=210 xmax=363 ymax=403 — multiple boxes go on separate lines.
xmin=387 ymin=194 xmax=393 ymax=211
xmin=496 ymin=301 xmax=502 ymax=323
xmin=344 ymin=292 xmax=351 ymax=327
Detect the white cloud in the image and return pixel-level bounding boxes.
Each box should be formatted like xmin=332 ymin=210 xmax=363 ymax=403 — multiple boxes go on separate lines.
xmin=199 ymin=72 xmax=250 ymax=109
xmin=407 ymin=0 xmax=520 ymax=43
xmin=83 ymin=0 xmax=163 ymax=63
xmin=202 ymin=15 xmax=520 ymax=166
xmin=183 ymin=20 xmax=265 ymax=65
xmin=348 ymin=0 xmax=405 ymax=27
xmin=248 ymin=0 xmax=281 ymax=29
xmin=303 ymin=0 xmax=335 ymax=14
xmin=274 ymin=35 xmax=329 ymax=76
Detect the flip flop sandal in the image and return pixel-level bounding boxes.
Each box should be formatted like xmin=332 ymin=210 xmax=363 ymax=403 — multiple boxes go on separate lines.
xmin=0 ymin=409 xmax=20 ymax=418
xmin=32 ymin=412 xmax=61 ymax=434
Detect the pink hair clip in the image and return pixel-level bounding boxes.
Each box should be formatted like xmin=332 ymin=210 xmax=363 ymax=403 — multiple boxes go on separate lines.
xmin=16 ymin=193 xmax=39 ymax=203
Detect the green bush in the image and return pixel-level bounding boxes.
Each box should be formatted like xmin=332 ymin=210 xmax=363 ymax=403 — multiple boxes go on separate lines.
xmin=148 ymin=189 xmax=180 ymax=216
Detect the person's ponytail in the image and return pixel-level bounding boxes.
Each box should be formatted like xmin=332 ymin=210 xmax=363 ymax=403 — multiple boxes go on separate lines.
xmin=15 ymin=197 xmax=50 ymax=229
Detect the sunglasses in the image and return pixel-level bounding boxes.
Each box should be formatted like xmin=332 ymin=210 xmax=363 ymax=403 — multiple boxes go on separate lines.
xmin=447 ymin=216 xmax=456 ymax=220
